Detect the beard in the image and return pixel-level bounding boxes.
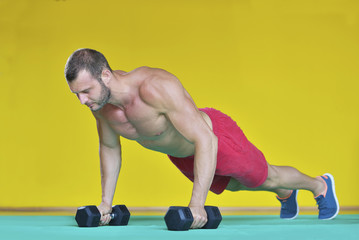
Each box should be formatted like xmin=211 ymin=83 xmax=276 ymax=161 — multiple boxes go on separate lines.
xmin=92 ymin=79 xmax=111 ymax=112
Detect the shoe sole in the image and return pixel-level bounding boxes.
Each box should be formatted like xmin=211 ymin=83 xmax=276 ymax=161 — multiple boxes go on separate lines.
xmin=321 ymin=173 xmax=340 ymax=220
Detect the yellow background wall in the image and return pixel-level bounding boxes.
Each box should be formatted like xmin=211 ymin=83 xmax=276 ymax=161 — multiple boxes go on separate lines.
xmin=1 ymin=0 xmax=358 ymax=208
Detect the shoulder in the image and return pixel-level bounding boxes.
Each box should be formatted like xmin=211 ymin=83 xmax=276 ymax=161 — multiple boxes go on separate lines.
xmin=138 ymin=68 xmax=184 ymax=110
xmin=129 ymin=66 xmax=177 ymax=81
xmin=137 ymin=66 xmax=182 ymax=92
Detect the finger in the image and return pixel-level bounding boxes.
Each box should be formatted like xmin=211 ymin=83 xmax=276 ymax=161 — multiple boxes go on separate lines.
xmin=105 ymin=214 xmax=112 ymax=225
xmin=190 ymin=217 xmax=201 ymax=229
xmin=192 ymin=216 xmax=207 ymax=229
xmin=99 ymin=214 xmax=111 ymax=226
xmin=190 ymin=218 xmax=197 ymax=229
xmin=195 ymin=218 xmax=203 ymax=229
xmin=198 ymin=217 xmax=208 ymax=228
xmin=99 ymin=214 xmax=105 ymax=226
xmin=99 ymin=219 xmax=105 ymax=226
xmin=102 ymin=214 xmax=110 ymax=225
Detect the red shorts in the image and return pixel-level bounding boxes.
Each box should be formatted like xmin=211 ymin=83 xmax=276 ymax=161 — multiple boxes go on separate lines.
xmin=168 ymin=108 xmax=268 ymax=194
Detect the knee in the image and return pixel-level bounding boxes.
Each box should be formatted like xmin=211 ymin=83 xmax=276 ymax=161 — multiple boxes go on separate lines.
xmin=261 ymin=165 xmax=281 ymax=189
xmin=225 ymin=178 xmax=243 ymax=192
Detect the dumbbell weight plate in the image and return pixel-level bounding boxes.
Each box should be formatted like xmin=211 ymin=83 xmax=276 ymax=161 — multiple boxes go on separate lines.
xmin=164 ymin=206 xmax=193 ymax=231
xmin=202 ymin=206 xmax=222 ymax=229
xmin=109 ymin=205 xmax=131 ymax=226
xmin=75 ymin=205 xmax=101 ymax=227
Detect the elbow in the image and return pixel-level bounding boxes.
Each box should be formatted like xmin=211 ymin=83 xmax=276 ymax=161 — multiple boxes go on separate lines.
xmin=193 ymin=130 xmax=218 ymax=154
xmin=99 ymin=138 xmax=121 ymax=150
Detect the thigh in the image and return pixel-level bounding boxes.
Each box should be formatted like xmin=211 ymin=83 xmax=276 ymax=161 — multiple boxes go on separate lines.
xmin=225 ymin=177 xmax=243 ymax=191
xmin=225 ymin=177 xmax=262 ymax=191
xmin=225 ymin=163 xmax=277 ymax=192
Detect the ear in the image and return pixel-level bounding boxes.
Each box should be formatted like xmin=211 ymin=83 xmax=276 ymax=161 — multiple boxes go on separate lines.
xmin=101 ymin=69 xmax=112 ymax=85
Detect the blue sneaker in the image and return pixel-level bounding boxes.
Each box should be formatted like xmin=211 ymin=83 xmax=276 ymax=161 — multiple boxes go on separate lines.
xmin=276 ymin=190 xmax=299 ymax=219
xmin=315 ymin=173 xmax=339 ymax=220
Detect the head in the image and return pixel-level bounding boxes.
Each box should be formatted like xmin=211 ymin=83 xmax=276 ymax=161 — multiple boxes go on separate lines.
xmin=64 ymin=48 xmax=113 ymax=111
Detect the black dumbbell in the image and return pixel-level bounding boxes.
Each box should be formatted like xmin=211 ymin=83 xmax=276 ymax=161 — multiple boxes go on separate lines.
xmin=164 ymin=206 xmax=222 ymax=231
xmin=75 ymin=205 xmax=130 ymax=227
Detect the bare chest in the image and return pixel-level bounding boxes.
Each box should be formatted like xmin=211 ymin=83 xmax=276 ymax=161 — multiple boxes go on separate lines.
xmin=99 ymin=103 xmax=168 ymax=140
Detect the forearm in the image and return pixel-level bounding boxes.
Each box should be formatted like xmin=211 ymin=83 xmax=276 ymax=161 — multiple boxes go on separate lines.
xmin=189 ymin=134 xmax=218 ymax=206
xmin=99 ymin=143 xmax=122 ymax=205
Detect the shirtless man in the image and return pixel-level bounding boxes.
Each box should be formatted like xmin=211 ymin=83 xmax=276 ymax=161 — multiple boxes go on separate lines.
xmin=64 ymin=48 xmax=339 ymax=229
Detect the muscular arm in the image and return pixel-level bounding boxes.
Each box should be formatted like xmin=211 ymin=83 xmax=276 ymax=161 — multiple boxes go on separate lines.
xmin=139 ymin=68 xmax=218 ymax=227
xmin=93 ymin=114 xmax=122 ymax=224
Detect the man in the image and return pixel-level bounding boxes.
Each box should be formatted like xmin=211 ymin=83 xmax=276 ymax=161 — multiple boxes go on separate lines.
xmin=64 ymin=48 xmax=339 ymax=228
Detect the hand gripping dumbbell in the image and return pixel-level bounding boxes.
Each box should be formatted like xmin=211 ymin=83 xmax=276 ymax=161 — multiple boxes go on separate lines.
xmin=75 ymin=205 xmax=130 ymax=227
xmin=164 ymin=206 xmax=222 ymax=231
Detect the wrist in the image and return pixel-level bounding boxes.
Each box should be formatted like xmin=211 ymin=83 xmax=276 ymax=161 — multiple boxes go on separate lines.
xmin=101 ymin=197 xmax=113 ymax=206
xmin=189 ymin=199 xmax=205 ymax=207
xmin=189 ymin=189 xmax=207 ymax=207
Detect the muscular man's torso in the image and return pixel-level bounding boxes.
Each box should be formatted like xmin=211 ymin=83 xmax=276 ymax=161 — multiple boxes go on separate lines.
xmin=94 ymin=72 xmax=213 ymax=158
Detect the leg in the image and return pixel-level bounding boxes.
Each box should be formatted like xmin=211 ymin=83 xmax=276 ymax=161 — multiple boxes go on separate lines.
xmin=226 ymin=163 xmax=326 ymax=198
xmin=225 ymin=163 xmax=327 ymax=219
xmin=260 ymin=164 xmax=326 ymax=197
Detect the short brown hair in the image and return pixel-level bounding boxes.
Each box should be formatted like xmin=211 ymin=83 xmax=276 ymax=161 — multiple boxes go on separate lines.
xmin=64 ymin=48 xmax=112 ymax=82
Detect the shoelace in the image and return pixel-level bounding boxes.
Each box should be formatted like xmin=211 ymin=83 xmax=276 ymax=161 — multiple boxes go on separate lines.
xmin=281 ymin=199 xmax=290 ymax=210
xmin=316 ymin=196 xmax=328 ymax=210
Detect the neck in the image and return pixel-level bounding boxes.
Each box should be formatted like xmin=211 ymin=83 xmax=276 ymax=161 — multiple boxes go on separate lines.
xmin=108 ymin=71 xmax=135 ymax=107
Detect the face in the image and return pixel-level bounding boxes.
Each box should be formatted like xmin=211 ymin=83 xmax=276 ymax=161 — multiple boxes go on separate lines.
xmin=68 ymin=70 xmax=111 ymax=112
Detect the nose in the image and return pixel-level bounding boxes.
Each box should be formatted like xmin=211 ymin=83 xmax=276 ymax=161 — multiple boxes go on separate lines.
xmin=77 ymin=93 xmax=88 ymax=105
